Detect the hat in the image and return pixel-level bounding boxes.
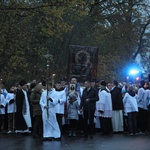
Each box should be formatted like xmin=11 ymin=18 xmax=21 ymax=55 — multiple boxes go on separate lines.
xmin=113 ymin=80 xmax=118 ymax=86
xmin=60 ymin=78 xmax=66 ymax=82
xmin=100 ymin=80 xmax=107 ymax=86
xmin=140 ymin=80 xmax=145 ymax=86
xmin=1 ymin=81 xmax=6 ymax=85
xmin=19 ymin=80 xmax=27 ymax=87
xmin=91 ymin=79 xmax=96 ymax=83
xmin=47 ymin=80 xmax=52 ymax=86
xmin=68 ymin=93 xmax=77 ymax=101
xmin=42 ymin=80 xmax=46 ymax=86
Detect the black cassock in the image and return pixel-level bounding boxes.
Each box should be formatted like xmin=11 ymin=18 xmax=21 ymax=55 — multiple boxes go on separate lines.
xmin=15 ymin=89 xmax=32 ymax=131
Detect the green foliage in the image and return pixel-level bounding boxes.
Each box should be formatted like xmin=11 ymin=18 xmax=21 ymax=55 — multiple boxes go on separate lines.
xmin=0 ymin=0 xmax=87 ymax=84
xmin=0 ymin=0 xmax=149 ymax=86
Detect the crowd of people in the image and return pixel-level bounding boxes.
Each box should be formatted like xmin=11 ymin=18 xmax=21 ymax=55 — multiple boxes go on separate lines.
xmin=0 ymin=77 xmax=150 ymax=141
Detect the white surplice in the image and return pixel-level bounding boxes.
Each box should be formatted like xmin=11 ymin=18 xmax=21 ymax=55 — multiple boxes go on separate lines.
xmin=6 ymin=93 xmax=16 ymax=114
xmin=40 ymin=89 xmax=60 ymax=138
xmin=22 ymin=90 xmax=32 ymax=128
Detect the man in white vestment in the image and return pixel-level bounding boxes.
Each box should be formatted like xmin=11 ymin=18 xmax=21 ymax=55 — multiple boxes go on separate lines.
xmin=110 ymin=80 xmax=124 ymax=133
xmin=40 ymin=81 xmax=61 ymax=141
xmin=0 ymin=88 xmax=7 ymax=132
xmin=54 ymin=82 xmax=66 ymax=134
xmin=95 ymin=80 xmax=112 ymax=134
xmin=6 ymin=85 xmax=16 ymax=133
xmin=137 ymin=80 xmax=147 ymax=134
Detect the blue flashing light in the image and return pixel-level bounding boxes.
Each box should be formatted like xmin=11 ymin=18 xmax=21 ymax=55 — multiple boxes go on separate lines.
xmin=129 ymin=69 xmax=140 ymax=75
xmin=136 ymin=77 xmax=140 ymax=81
xmin=124 ymin=63 xmax=143 ymax=83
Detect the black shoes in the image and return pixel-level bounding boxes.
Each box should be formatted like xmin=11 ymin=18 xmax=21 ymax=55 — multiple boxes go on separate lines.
xmin=82 ymin=133 xmax=93 ymax=138
xmin=54 ymin=137 xmax=61 ymax=141
xmin=68 ymin=131 xmax=76 ymax=137
xmin=82 ymin=134 xmax=88 ymax=137
xmin=47 ymin=138 xmax=53 ymax=141
xmin=42 ymin=137 xmax=53 ymax=141
xmin=42 ymin=138 xmax=48 ymax=141
xmin=42 ymin=137 xmax=61 ymax=141
xmin=33 ymin=134 xmax=40 ymax=139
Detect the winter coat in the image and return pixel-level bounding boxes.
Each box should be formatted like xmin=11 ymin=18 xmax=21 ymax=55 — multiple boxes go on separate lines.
xmin=67 ymin=100 xmax=79 ymax=120
xmin=80 ymin=87 xmax=99 ymax=111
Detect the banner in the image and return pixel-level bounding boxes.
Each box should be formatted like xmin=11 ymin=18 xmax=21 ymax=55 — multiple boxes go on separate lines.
xmin=67 ymin=45 xmax=99 ymax=82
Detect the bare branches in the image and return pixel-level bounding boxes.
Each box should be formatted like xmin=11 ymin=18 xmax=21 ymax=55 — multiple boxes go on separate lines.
xmin=133 ymin=19 xmax=150 ymax=60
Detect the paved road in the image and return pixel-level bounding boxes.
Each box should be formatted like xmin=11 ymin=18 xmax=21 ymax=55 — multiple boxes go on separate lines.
xmin=0 ymin=132 xmax=150 ymax=150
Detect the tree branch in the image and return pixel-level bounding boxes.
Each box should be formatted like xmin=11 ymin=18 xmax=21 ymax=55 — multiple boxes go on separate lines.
xmin=132 ymin=20 xmax=150 ymax=60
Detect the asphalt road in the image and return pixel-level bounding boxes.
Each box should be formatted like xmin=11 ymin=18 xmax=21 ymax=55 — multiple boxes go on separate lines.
xmin=0 ymin=132 xmax=150 ymax=150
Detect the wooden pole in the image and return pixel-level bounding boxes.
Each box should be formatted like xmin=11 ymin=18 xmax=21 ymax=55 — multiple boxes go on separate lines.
xmin=46 ymin=79 xmax=49 ymax=119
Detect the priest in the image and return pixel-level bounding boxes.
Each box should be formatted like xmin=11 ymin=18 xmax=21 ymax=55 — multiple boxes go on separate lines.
xmin=15 ymin=80 xmax=32 ymax=133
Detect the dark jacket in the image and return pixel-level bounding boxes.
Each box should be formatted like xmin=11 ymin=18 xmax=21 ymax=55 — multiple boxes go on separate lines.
xmin=30 ymin=88 xmax=42 ymax=116
xmin=80 ymin=87 xmax=99 ymax=111
xmin=110 ymin=86 xmax=123 ymax=110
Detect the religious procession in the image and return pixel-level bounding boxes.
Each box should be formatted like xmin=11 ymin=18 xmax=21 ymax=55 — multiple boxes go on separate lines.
xmin=0 ymin=77 xmax=150 ymax=142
